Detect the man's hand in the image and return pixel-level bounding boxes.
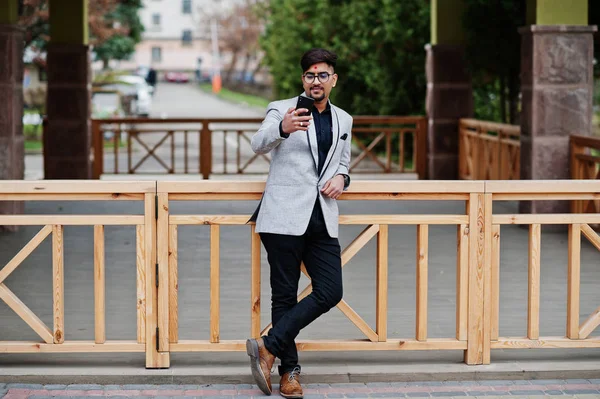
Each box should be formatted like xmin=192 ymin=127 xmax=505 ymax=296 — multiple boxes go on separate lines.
xmin=281 ymin=107 xmax=312 ymax=134
xmin=321 ymin=175 xmax=345 ymax=200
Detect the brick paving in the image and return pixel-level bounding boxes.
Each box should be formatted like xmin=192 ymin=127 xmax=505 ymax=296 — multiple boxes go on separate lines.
xmin=2 ymin=380 xmax=600 ymax=399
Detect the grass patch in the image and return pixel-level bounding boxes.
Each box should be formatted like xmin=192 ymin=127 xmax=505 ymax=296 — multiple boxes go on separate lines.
xmin=199 ymin=83 xmax=270 ymax=109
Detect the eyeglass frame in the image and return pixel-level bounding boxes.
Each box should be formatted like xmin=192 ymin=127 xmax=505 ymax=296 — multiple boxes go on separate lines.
xmin=302 ymin=72 xmax=335 ymax=84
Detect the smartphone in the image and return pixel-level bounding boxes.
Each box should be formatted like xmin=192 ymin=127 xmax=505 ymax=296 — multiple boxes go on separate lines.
xmin=296 ymin=96 xmax=315 ymax=116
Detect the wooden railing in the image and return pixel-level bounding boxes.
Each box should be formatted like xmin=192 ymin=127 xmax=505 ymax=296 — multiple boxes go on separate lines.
xmin=459 ymin=119 xmax=520 ymax=180
xmin=1 ymin=180 xmax=599 ymax=368
xmin=91 ymin=116 xmax=428 ymax=180
xmin=0 ymin=181 xmax=161 ymax=365
xmin=571 ymin=135 xmax=600 ymax=214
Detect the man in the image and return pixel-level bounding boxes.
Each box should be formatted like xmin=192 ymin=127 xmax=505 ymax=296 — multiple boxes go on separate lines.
xmin=246 ymin=48 xmax=352 ymax=398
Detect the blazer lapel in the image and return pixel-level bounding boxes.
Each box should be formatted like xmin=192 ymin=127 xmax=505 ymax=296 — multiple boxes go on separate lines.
xmin=319 ymin=105 xmax=340 ymax=180
xmin=306 ymin=116 xmax=319 ymax=174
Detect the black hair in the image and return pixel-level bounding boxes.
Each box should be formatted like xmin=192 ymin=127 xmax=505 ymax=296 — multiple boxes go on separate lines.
xmin=300 ymin=48 xmax=337 ymax=72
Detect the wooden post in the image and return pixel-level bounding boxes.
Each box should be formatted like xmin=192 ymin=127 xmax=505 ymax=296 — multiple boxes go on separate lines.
xmin=376 ymin=225 xmax=388 ymax=341
xmin=157 ymin=193 xmax=170 ymax=352
xmin=416 ymin=225 xmax=428 ymax=341
xmin=465 ymin=193 xmax=485 ymax=364
xmin=200 ymin=120 xmax=212 ymax=179
xmin=251 ymin=225 xmax=261 ymax=338
xmin=136 ymin=225 xmax=146 ymax=344
xmin=456 ymin=224 xmax=468 ymax=341
xmin=94 ymin=225 xmax=105 ymax=344
xmin=527 ymin=224 xmax=541 ymax=340
xmin=52 ymin=225 xmax=64 ymax=344
xmin=91 ymin=120 xmax=103 ymax=179
xmin=567 ymin=223 xmax=581 ymax=339
xmin=145 ymin=193 xmax=169 ymax=368
xmin=416 ymin=117 xmax=428 ymax=180
xmin=169 ymin=225 xmax=178 ymax=343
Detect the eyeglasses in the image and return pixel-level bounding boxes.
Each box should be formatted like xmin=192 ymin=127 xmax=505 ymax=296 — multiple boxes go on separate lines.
xmin=303 ymin=72 xmax=333 ymax=84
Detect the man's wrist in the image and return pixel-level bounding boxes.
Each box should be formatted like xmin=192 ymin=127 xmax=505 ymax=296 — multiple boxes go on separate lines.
xmin=337 ymin=173 xmax=350 ymax=187
xmin=279 ymin=121 xmax=290 ymax=138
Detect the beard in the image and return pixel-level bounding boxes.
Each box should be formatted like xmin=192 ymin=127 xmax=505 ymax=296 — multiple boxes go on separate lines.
xmin=309 ymin=86 xmax=326 ymax=102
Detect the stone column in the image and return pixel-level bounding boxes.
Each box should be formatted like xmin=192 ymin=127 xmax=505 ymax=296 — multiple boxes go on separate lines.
xmin=519 ymin=25 xmax=596 ymax=213
xmin=44 ymin=0 xmax=91 ymax=179
xmin=425 ymin=44 xmax=472 ymax=179
xmin=44 ymin=44 xmax=91 ymax=178
xmin=0 ymin=24 xmax=25 ymax=231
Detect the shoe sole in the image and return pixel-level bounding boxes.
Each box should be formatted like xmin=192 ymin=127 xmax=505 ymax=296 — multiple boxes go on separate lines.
xmin=280 ymin=392 xmax=303 ymax=399
xmin=246 ymin=339 xmax=272 ymax=395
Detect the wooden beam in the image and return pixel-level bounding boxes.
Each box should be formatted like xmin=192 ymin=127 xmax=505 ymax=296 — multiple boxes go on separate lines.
xmin=210 ymin=225 xmax=220 ymax=343
xmin=528 ymin=224 xmax=541 ymax=340
xmin=169 ymin=225 xmax=178 ymax=343
xmin=94 ymin=225 xmax=105 ymax=344
xmin=0 ymin=225 xmax=52 ymax=285
xmin=0 ymin=284 xmax=54 ymax=344
xmin=157 ymin=193 xmax=170 ymax=352
xmin=567 ymin=224 xmax=581 ymax=339
xmin=251 ymin=225 xmax=261 ymax=338
xmin=491 ymin=225 xmax=500 ymax=341
xmin=376 ymin=225 xmax=388 ymax=342
xmin=52 ymin=225 xmax=64 ymax=344
xmin=416 ymin=225 xmax=428 ymax=341
xmin=136 ymin=225 xmax=146 ymax=344
xmin=456 ymin=224 xmax=469 ymax=341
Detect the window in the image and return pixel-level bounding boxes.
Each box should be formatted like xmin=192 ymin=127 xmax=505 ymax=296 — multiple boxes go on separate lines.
xmin=182 ymin=0 xmax=192 ymax=14
xmin=182 ymin=29 xmax=193 ymax=45
xmin=152 ymin=13 xmax=161 ymax=26
xmin=151 ymin=47 xmax=162 ymax=62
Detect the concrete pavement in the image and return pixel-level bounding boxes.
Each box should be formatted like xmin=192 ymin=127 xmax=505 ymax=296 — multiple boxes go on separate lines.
xmin=2 ymin=379 xmax=600 ymax=399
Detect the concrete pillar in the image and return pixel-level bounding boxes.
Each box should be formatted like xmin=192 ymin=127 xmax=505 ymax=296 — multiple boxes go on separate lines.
xmin=44 ymin=0 xmax=92 ymax=179
xmin=520 ymin=0 xmax=596 ymax=213
xmin=426 ymin=0 xmax=473 ymax=180
xmin=0 ymin=0 xmax=25 ymax=231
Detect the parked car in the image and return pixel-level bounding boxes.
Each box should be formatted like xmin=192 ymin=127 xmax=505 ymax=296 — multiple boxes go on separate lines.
xmin=165 ymin=71 xmax=189 ymax=83
xmin=103 ymin=75 xmax=153 ymax=117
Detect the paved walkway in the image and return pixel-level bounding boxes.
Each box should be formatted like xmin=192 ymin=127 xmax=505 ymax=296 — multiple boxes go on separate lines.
xmin=2 ymin=380 xmax=600 ymax=399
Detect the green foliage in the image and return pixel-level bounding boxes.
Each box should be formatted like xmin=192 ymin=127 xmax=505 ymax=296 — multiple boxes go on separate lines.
xmin=463 ymin=0 xmax=525 ymax=124
xmin=259 ymin=0 xmax=430 ymax=116
xmin=94 ymin=0 xmax=144 ymax=65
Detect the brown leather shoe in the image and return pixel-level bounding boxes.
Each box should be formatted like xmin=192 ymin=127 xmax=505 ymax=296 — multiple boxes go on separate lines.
xmin=246 ymin=338 xmax=276 ymax=395
xmin=279 ymin=367 xmax=303 ymax=398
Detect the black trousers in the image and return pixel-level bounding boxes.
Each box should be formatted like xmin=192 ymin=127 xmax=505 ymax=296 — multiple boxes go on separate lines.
xmin=259 ymin=201 xmax=343 ymax=375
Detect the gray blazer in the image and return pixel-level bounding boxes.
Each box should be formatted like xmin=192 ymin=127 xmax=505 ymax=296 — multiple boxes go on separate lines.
xmin=250 ymin=95 xmax=353 ymax=238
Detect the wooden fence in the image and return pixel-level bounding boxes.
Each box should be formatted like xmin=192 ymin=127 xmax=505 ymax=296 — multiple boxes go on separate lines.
xmin=91 ymin=116 xmax=427 ymax=180
xmin=0 ymin=180 xmax=599 ymax=368
xmin=571 ymin=135 xmax=600 ymax=214
xmin=459 ymin=119 xmax=520 ymax=180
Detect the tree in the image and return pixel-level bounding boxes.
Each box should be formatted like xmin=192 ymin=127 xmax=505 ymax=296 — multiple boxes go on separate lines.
xmin=19 ymin=0 xmax=143 ymax=68
xmin=259 ymin=0 xmax=430 ymax=116
xmin=462 ymin=0 xmax=525 ymax=124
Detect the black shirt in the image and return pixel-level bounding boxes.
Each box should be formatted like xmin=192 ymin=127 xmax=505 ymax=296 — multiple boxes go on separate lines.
xmin=312 ymin=102 xmax=333 ymax=175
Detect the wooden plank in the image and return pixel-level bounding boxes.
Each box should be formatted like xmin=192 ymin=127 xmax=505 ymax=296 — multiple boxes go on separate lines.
xmin=0 ymin=225 xmax=52 ymax=284
xmin=567 ymin=224 xmax=581 ymax=339
xmin=377 ymin=225 xmax=388 ymax=342
xmin=343 ymin=224 xmax=379 ymax=266
xmin=170 ymin=215 xmax=470 ymax=226
xmin=570 ymin=134 xmax=600 ymax=150
xmin=581 ymin=224 xmax=600 ymax=252
xmin=157 ymin=193 xmax=170 ymax=352
xmin=456 ymin=224 xmax=469 ymax=341
xmin=136 ymin=225 xmax=146 ymax=344
xmin=466 ymin=193 xmax=485 ymax=365
xmin=579 ymin=306 xmax=600 ymax=339
xmin=168 ymin=193 xmax=470 ymax=202
xmin=0 ymin=193 xmax=145 ymax=201
xmin=169 ymin=193 xmax=263 ymax=201
xmin=527 ymin=224 xmax=541 ymax=340
xmin=0 ymin=181 xmax=155 ymax=194
xmin=170 ymin=338 xmax=467 ymax=352
xmin=169 ymin=225 xmax=178 ymax=343
xmin=0 ymin=283 xmax=54 ymax=343
xmin=491 ymin=225 xmax=500 ymax=341
xmin=157 ymin=181 xmax=485 ymax=194
xmin=337 ymin=300 xmax=378 ymax=342
xmin=493 ymin=214 xmax=600 ymax=225
xmin=0 ymin=341 xmax=144 ymax=353
xmin=251 ymin=225 xmax=261 ymax=338
xmin=416 ymin=225 xmax=428 ymax=342
xmin=482 ymin=193 xmax=493 ymax=364
xmin=494 ymin=193 xmax=600 ymax=201
xmin=144 ymin=193 xmax=169 ymax=368
xmin=0 ymin=215 xmax=145 ymax=226
xmin=485 ymin=180 xmax=600 ymax=194
xmin=52 ymin=225 xmax=64 ymax=344
xmin=94 ymin=225 xmax=106 ymax=344
xmin=491 ymin=337 xmax=600 ymax=349
xmin=210 ymin=225 xmax=220 ymax=343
